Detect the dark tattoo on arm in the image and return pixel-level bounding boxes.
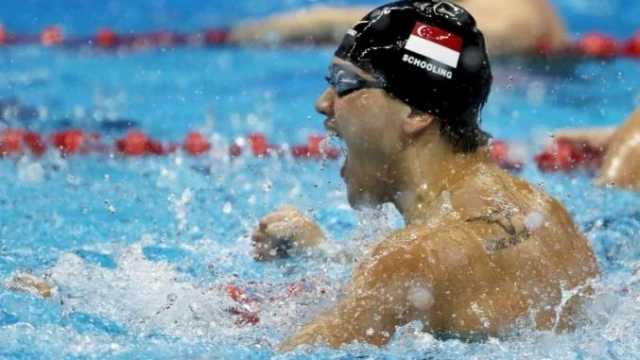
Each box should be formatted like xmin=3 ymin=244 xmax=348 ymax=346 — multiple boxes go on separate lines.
xmin=465 ymin=212 xmax=532 ymax=251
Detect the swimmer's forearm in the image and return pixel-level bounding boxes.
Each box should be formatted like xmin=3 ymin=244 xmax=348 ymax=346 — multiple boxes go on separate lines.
xmin=279 ymin=305 xmax=391 ymax=351
xmin=228 ymin=6 xmax=370 ymax=44
xmin=281 ymin=272 xmax=416 ymax=350
xmin=554 ymin=126 xmax=617 ymax=150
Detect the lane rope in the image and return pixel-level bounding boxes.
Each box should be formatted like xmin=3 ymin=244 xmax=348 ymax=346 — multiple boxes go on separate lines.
xmin=2 ymin=128 xmax=606 ymax=173
xmin=0 ymin=25 xmax=639 ymax=58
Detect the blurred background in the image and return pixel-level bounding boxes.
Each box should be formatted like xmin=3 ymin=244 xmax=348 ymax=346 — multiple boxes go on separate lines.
xmin=0 ymin=0 xmax=638 ymax=36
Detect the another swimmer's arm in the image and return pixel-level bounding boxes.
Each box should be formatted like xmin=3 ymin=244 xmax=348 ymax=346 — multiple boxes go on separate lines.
xmin=279 ymin=231 xmax=439 ymax=351
xmin=228 ymin=6 xmax=371 ymax=44
xmin=552 ymin=127 xmax=617 ymax=151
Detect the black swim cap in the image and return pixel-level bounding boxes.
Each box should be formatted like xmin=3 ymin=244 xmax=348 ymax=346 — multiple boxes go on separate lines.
xmin=335 ymin=1 xmax=492 ymax=131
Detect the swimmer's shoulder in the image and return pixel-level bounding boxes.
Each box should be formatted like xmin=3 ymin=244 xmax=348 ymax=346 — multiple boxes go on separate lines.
xmin=450 ymin=169 xmax=582 ymax=244
xmin=360 ymin=222 xmax=483 ymax=276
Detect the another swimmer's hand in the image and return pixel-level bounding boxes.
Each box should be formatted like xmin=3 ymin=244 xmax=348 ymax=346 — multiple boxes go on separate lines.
xmin=2 ymin=275 xmax=53 ymax=298
xmin=251 ymin=205 xmax=326 ymax=261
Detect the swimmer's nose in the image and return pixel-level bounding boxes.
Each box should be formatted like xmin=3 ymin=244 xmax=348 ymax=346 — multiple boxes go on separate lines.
xmin=315 ymin=87 xmax=335 ymax=117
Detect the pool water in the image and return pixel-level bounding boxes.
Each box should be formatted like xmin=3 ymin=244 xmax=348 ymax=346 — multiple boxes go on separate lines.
xmin=2 ymin=0 xmax=640 ymax=359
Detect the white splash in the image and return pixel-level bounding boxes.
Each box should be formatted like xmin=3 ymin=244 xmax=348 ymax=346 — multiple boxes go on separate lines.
xmin=168 ymin=188 xmax=193 ymax=235
xmin=17 ymin=158 xmax=44 ymax=183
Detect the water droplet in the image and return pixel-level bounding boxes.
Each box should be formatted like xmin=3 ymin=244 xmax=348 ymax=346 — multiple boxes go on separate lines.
xmin=167 ymin=293 xmax=178 ymax=303
xmin=524 ymin=211 xmax=545 ymax=231
xmin=262 ymin=180 xmax=272 ymax=193
xmin=223 ymin=202 xmax=232 ymax=214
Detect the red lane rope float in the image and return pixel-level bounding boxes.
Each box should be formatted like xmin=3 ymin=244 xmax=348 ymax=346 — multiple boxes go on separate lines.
xmin=0 ymin=25 xmax=6 ymax=45
xmin=0 ymin=129 xmax=46 ymax=156
xmin=490 ymin=140 xmax=524 ymax=171
xmin=0 ymin=24 xmax=639 ymax=58
xmin=533 ymin=140 xmax=604 ymax=173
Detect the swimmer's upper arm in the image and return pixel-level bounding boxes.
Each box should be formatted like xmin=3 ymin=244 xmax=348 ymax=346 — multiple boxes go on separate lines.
xmin=280 ymin=228 xmax=449 ymax=350
xmin=467 ymin=1 xmax=544 ymax=55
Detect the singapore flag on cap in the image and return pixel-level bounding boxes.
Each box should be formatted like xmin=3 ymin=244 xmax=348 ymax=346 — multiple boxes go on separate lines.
xmin=404 ymin=22 xmax=462 ymax=68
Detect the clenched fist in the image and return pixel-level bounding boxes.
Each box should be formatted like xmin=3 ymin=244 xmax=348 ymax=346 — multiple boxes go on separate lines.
xmin=251 ymin=205 xmax=326 ymax=261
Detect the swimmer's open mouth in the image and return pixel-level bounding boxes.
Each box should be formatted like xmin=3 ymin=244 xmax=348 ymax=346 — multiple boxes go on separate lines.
xmin=340 ymin=156 xmax=347 ymax=182
xmin=324 ymin=118 xmax=347 ymax=182
xmin=331 ymin=133 xmax=348 ymax=182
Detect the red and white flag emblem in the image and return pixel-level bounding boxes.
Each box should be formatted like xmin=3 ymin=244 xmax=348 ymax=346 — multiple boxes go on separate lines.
xmin=404 ymin=22 xmax=462 ymax=68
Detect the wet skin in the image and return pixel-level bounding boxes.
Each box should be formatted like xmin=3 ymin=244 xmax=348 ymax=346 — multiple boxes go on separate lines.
xmin=271 ymin=58 xmax=599 ymax=351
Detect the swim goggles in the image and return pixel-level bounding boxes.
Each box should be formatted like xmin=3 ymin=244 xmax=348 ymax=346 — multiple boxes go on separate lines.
xmin=325 ymin=63 xmax=385 ymax=97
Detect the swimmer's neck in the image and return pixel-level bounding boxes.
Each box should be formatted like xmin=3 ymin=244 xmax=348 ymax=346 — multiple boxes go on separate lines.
xmin=386 ymin=129 xmax=495 ymax=225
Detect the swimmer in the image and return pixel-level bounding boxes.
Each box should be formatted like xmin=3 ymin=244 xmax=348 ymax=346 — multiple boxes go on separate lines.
xmin=228 ymin=0 xmax=567 ymax=57
xmin=249 ymin=1 xmax=600 ymax=351
xmin=552 ymin=109 xmax=640 ymax=190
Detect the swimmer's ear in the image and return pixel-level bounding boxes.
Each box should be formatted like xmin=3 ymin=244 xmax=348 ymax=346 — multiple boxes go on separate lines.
xmin=402 ymin=112 xmax=436 ymax=136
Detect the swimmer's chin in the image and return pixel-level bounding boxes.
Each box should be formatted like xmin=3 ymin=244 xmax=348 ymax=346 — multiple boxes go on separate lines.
xmin=346 ymin=190 xmax=380 ymax=210
xmin=326 ymin=129 xmax=339 ymax=138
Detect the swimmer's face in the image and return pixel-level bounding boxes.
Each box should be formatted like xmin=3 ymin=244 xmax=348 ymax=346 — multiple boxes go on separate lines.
xmin=316 ymin=58 xmax=414 ymax=208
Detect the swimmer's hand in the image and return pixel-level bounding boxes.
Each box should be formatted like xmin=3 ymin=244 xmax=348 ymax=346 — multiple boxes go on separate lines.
xmin=251 ymin=205 xmax=326 ymax=261
xmin=2 ymin=274 xmax=53 ymax=298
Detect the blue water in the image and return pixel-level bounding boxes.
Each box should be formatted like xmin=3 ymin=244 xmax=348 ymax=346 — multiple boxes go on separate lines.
xmin=1 ymin=0 xmax=640 ymax=359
